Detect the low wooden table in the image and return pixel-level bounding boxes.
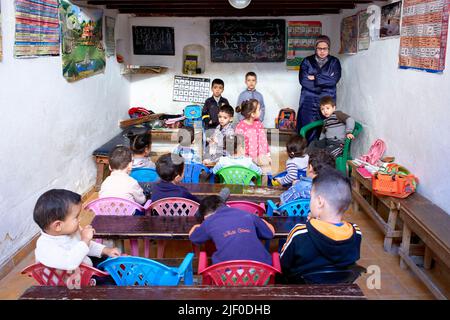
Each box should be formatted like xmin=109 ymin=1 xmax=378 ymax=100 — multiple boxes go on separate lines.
xmin=19 ymin=284 xmax=365 ymax=300
xmin=348 ymin=161 xmax=403 ymax=252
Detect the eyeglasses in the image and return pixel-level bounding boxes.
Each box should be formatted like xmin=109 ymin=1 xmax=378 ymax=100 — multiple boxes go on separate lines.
xmin=316 ymin=47 xmax=329 ymax=51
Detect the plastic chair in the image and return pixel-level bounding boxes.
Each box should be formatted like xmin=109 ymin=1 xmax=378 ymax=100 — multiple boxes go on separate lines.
xmin=267 ymin=169 xmax=307 ymax=187
xmin=21 ymin=263 xmax=108 ymax=287
xmin=300 ymin=120 xmax=363 ymax=175
xmin=130 ymin=168 xmax=159 ymax=183
xmin=98 ymin=253 xmax=194 ymax=286
xmin=84 ymin=197 xmax=152 ymax=256
xmin=182 ymin=162 xmax=214 ymax=183
xmin=266 ymin=199 xmax=310 ymax=217
xmin=149 ymin=197 xmax=200 ymax=258
xmin=226 ymin=201 xmax=266 ymax=217
xmin=299 ymin=264 xmax=366 ymax=284
xmin=198 ymin=251 xmax=281 ymax=286
xmin=216 ymin=166 xmax=262 ymax=186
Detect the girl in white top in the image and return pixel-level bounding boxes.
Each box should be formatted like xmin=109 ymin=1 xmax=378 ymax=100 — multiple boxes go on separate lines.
xmin=212 ymin=134 xmax=262 ymax=175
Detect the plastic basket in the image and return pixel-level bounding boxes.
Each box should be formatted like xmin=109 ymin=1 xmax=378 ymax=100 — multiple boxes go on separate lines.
xmin=372 ymin=173 xmax=417 ymax=198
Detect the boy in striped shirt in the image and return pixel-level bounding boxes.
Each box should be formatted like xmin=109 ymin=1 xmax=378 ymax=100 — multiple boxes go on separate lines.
xmin=279 ymin=169 xmax=362 ymax=284
xmin=307 ymin=96 xmax=355 ymax=158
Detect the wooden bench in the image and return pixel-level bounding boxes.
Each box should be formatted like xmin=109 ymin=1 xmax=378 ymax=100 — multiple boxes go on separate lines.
xmin=397 ymin=193 xmax=450 ymax=300
xmin=348 ymin=160 xmax=403 ymax=252
xmin=19 ymin=284 xmax=365 ymax=300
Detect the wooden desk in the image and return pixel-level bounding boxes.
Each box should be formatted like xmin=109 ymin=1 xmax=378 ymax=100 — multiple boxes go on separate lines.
xmin=19 ymin=284 xmax=365 ymax=300
xmin=91 ymin=216 xmax=304 ymax=240
xmin=348 ymin=161 xmax=403 ymax=252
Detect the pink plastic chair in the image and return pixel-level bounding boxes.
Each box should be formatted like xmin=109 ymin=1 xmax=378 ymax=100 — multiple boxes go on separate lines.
xmin=84 ymin=197 xmax=152 ymax=256
xmin=226 ymin=201 xmax=266 ymax=217
xmin=149 ymin=197 xmax=200 ymax=258
xmin=198 ymin=251 xmax=281 ymax=286
xmin=21 ymin=263 xmax=108 ymax=287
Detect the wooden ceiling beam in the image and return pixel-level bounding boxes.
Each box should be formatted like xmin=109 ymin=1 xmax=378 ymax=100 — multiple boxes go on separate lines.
xmin=120 ymin=8 xmax=342 ymax=15
xmin=106 ymin=3 xmax=355 ymax=10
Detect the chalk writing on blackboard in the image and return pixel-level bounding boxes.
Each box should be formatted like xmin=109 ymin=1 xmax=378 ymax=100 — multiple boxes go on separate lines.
xmin=210 ymin=19 xmax=286 ymax=63
xmin=132 ymin=26 xmax=175 ymax=55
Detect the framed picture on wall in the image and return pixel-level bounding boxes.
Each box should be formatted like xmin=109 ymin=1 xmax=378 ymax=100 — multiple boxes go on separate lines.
xmin=380 ymin=1 xmax=402 ymax=38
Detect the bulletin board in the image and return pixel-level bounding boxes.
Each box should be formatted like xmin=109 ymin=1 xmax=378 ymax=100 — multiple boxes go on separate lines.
xmin=173 ymin=75 xmax=211 ymax=104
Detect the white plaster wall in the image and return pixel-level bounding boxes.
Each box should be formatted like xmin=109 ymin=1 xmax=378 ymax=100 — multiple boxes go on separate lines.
xmin=127 ymin=16 xmax=337 ymax=128
xmin=329 ymin=3 xmax=450 ymax=214
xmin=0 ymin=2 xmax=130 ymax=267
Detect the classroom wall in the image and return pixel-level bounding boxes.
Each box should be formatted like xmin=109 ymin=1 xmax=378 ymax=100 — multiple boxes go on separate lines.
xmin=328 ymin=2 xmax=450 ymax=214
xmin=0 ymin=2 xmax=130 ymax=268
xmin=127 ymin=16 xmax=336 ymax=128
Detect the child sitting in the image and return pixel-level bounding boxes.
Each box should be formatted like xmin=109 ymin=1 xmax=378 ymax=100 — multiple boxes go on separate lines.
xmin=130 ymin=132 xmax=155 ymax=169
xmin=204 ymin=104 xmax=235 ymax=163
xmin=280 ymin=149 xmax=335 ymax=204
xmin=307 ymin=96 xmax=355 ymax=159
xmin=34 ymin=189 xmax=121 ymax=271
xmin=236 ymin=71 xmax=266 ymax=123
xmin=272 ymin=135 xmax=309 ymax=186
xmin=212 ymin=134 xmax=262 ymax=176
xmin=151 ymin=153 xmax=200 ymax=203
xmin=189 ymin=195 xmax=274 ymax=265
xmin=202 ymin=78 xmax=230 ymax=130
xmin=279 ymin=169 xmax=362 ymax=283
xmin=235 ymin=99 xmax=272 ymax=179
xmin=172 ymin=126 xmax=201 ymax=163
xmin=99 ymin=146 xmax=146 ymax=205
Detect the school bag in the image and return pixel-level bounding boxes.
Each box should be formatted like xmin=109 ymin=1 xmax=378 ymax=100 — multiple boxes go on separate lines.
xmin=360 ymin=139 xmax=386 ymax=165
xmin=275 ymin=108 xmax=296 ymax=131
xmin=372 ymin=163 xmax=418 ymax=198
xmin=128 ymin=107 xmax=154 ymax=119
xmin=183 ymin=105 xmax=202 ymax=129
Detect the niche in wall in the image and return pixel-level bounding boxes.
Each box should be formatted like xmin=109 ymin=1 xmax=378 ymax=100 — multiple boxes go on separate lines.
xmin=182 ymin=44 xmax=206 ymax=75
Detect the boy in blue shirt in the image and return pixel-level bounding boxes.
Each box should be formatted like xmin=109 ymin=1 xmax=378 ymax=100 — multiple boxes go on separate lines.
xmin=189 ymin=195 xmax=274 ymax=265
xmin=236 ymin=72 xmax=266 ymax=122
xmin=151 ymin=153 xmax=200 ymax=203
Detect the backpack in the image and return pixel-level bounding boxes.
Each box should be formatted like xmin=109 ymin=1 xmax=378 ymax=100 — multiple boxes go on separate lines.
xmin=183 ymin=105 xmax=202 ymax=129
xmin=128 ymin=107 xmax=154 ymax=119
xmin=275 ymin=108 xmax=296 ymax=131
xmin=360 ymin=139 xmax=386 ymax=165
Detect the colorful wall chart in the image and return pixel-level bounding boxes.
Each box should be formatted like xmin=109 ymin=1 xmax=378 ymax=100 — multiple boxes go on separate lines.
xmin=286 ymin=21 xmax=322 ymax=70
xmin=14 ymin=0 xmax=60 ymax=58
xmin=399 ymin=0 xmax=450 ymax=73
xmin=60 ymin=0 xmax=105 ymax=82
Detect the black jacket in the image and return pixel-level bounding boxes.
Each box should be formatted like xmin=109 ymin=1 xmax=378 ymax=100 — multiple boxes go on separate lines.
xmin=202 ymin=96 xmax=229 ymax=129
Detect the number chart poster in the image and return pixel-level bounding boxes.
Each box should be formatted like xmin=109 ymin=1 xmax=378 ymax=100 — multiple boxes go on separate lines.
xmin=399 ymin=0 xmax=450 ymax=73
xmin=173 ymin=76 xmax=211 ymax=104
xmin=14 ymin=0 xmax=60 ymax=58
xmin=286 ymin=21 xmax=322 ymax=70
xmin=59 ymin=0 xmax=105 ymax=82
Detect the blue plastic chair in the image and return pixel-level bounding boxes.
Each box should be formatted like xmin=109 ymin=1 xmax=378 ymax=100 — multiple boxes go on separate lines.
xmin=130 ymin=168 xmax=159 ymax=183
xmin=266 ymin=199 xmax=310 ymax=216
xmin=97 ymin=253 xmax=194 ymax=286
xmin=267 ymin=169 xmax=307 ymax=187
xmin=182 ymin=162 xmax=214 ymax=183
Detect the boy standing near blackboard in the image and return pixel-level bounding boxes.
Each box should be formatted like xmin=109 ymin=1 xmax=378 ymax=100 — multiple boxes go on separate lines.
xmin=202 ymin=78 xmax=230 ymax=130
xmin=236 ymin=72 xmax=266 ymax=123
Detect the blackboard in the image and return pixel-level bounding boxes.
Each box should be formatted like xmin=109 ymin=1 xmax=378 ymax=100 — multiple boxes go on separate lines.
xmin=210 ymin=19 xmax=285 ymax=63
xmin=132 ymin=26 xmax=175 ymax=55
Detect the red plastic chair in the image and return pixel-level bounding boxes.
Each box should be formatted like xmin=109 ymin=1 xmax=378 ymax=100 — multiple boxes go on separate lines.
xmin=84 ymin=197 xmax=152 ymax=256
xmin=198 ymin=251 xmax=281 ymax=286
xmin=226 ymin=201 xmax=266 ymax=217
xmin=21 ymin=263 xmax=108 ymax=287
xmin=149 ymin=197 xmax=200 ymax=258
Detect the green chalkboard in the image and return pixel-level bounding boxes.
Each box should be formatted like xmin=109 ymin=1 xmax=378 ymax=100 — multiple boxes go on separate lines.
xmin=210 ymin=19 xmax=286 ymax=63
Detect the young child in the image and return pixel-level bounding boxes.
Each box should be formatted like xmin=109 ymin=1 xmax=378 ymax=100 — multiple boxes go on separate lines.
xmin=280 ymin=149 xmax=335 ymax=204
xmin=279 ymin=169 xmax=362 ymax=283
xmin=173 ymin=126 xmax=201 ymax=163
xmin=236 ymin=72 xmax=266 ymax=122
xmin=204 ymin=104 xmax=235 ymax=163
xmin=202 ymin=78 xmax=230 ymax=130
xmin=307 ymin=96 xmax=355 ymax=159
xmin=99 ymin=146 xmax=146 ymax=205
xmin=235 ymin=99 xmax=272 ymax=178
xmin=272 ymin=135 xmax=309 ymax=186
xmin=151 ymin=153 xmax=200 ymax=203
xmin=130 ymin=132 xmax=155 ymax=169
xmin=189 ymin=195 xmax=274 ymax=265
xmin=33 ymin=189 xmax=121 ymax=271
xmin=211 ymin=134 xmax=262 ymax=176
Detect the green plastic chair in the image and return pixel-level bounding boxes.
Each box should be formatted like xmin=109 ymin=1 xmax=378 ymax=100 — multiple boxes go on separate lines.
xmin=300 ymin=120 xmax=363 ymax=175
xmin=215 ymin=165 xmax=262 ymax=186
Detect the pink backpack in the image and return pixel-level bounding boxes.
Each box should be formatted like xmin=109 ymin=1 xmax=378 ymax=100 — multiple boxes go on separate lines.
xmin=360 ymin=139 xmax=386 ymax=165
